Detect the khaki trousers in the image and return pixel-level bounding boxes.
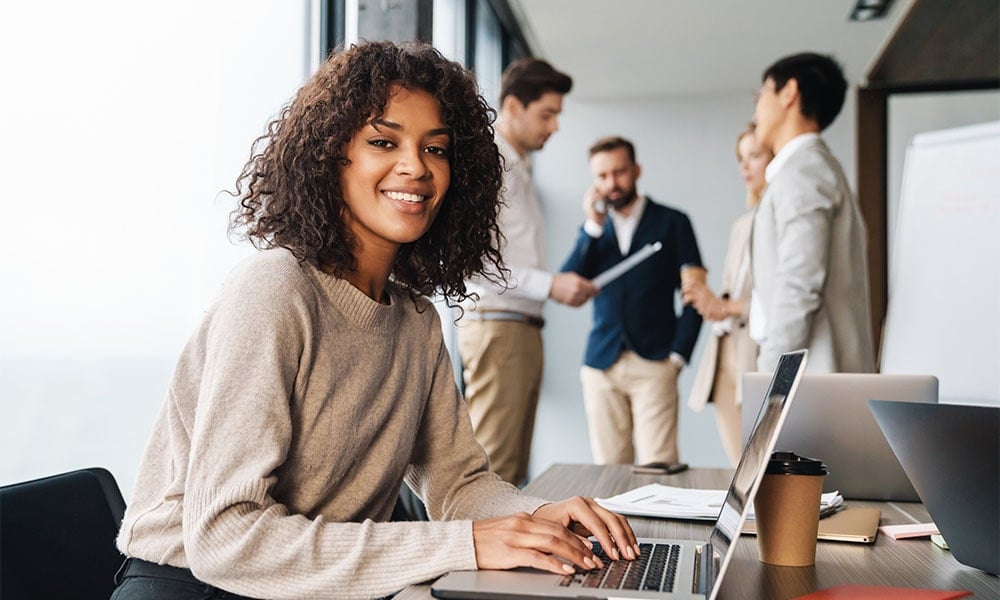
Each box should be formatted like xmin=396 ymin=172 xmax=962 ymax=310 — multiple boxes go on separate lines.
xmin=581 ymin=351 xmax=681 ymax=465
xmin=458 ymin=319 xmax=543 ymax=486
xmin=712 ymin=334 xmax=744 ymax=467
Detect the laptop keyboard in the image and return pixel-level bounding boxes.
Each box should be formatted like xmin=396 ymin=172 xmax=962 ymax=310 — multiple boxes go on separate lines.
xmin=559 ymin=542 xmax=680 ymax=592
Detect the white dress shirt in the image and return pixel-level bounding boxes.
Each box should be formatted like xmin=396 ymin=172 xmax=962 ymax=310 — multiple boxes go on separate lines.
xmin=463 ymin=133 xmax=552 ymax=318
xmin=583 ymin=192 xmax=647 ymax=254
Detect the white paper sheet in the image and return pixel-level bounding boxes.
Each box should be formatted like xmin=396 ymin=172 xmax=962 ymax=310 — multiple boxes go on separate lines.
xmin=592 ymin=241 xmax=662 ymax=288
xmin=596 ymin=483 xmax=843 ymax=521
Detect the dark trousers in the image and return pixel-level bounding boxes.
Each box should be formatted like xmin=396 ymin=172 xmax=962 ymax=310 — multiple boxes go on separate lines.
xmin=110 ymin=558 xmax=260 ymax=600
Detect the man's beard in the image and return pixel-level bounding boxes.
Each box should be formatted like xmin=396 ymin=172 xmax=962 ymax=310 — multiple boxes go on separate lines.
xmin=607 ymin=187 xmax=638 ymax=210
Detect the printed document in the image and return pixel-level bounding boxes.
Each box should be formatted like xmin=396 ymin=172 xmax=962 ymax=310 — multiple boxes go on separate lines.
xmin=596 ymin=483 xmax=843 ymax=520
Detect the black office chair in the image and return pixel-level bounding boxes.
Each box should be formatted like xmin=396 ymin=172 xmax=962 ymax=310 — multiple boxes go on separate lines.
xmin=1 ymin=467 xmax=127 ymax=600
xmin=392 ymin=482 xmax=429 ymax=522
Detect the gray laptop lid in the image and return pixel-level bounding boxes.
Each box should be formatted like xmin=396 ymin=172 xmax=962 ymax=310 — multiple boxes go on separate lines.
xmin=870 ymin=400 xmax=999 ymax=576
xmin=741 ymin=373 xmax=938 ymax=501
xmin=432 ymin=349 xmax=808 ymax=600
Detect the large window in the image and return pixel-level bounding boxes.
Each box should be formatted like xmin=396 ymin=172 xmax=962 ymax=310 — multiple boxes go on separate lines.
xmin=327 ymin=0 xmax=528 ymax=94
xmin=0 ymin=1 xmax=313 ymax=494
xmin=473 ymin=0 xmax=505 ymax=103
xmin=471 ymin=0 xmax=529 ymax=104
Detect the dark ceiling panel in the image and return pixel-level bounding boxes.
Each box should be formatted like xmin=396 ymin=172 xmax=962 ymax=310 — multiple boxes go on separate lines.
xmin=866 ymin=0 xmax=999 ymax=91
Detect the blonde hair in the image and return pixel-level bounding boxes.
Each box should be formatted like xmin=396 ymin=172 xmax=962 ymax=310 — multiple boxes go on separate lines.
xmin=736 ymin=123 xmax=771 ymax=208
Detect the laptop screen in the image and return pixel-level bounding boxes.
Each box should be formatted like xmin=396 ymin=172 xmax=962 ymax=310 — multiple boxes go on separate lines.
xmin=707 ymin=349 xmax=807 ymax=594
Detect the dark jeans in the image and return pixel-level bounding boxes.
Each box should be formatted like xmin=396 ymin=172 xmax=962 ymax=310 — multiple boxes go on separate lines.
xmin=110 ymin=558 xmax=260 ymax=600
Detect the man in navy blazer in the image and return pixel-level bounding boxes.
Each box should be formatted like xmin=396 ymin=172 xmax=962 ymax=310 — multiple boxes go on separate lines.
xmin=561 ymin=136 xmax=703 ymax=467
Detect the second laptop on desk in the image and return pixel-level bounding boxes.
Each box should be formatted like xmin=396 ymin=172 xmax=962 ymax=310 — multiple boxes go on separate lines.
xmin=741 ymin=373 xmax=938 ymax=501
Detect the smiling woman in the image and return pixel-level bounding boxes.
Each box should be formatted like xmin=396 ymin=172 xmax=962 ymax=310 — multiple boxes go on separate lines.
xmin=230 ymin=40 xmax=505 ymax=306
xmin=109 ymin=40 xmax=638 ymax=600
xmin=337 ymin=85 xmax=454 ymax=299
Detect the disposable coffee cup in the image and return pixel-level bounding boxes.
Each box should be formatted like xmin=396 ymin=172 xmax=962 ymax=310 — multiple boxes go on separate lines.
xmin=753 ymin=451 xmax=828 ymax=566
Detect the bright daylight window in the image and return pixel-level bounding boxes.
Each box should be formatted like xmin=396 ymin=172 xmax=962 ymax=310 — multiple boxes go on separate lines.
xmin=0 ymin=1 xmax=311 ymax=496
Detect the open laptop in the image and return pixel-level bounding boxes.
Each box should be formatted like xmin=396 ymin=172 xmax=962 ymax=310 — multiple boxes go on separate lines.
xmin=741 ymin=373 xmax=938 ymax=501
xmin=869 ymin=400 xmax=999 ymax=576
xmin=431 ymin=349 xmax=808 ymax=600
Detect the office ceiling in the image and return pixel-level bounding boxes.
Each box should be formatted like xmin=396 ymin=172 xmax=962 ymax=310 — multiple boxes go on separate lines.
xmin=866 ymin=0 xmax=1000 ymax=90
xmin=507 ymin=0 xmax=915 ymax=101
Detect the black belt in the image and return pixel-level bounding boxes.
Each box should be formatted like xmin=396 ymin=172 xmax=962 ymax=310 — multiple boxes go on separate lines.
xmin=116 ymin=557 xmax=261 ymax=600
xmin=464 ymin=310 xmax=545 ymax=328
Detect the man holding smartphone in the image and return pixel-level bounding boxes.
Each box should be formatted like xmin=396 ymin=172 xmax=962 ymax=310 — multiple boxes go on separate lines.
xmin=561 ymin=136 xmax=703 ymax=470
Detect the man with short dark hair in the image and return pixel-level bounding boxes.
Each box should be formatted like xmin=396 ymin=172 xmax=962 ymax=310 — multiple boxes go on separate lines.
xmin=561 ymin=136 xmax=703 ymax=467
xmin=750 ymin=52 xmax=875 ymax=373
xmin=459 ymin=58 xmax=597 ymax=486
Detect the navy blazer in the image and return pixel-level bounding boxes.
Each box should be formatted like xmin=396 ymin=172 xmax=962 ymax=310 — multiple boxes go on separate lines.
xmin=560 ymin=198 xmax=703 ymax=370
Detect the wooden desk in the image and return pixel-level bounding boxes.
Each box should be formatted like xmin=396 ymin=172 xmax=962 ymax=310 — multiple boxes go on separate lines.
xmin=399 ymin=464 xmax=998 ymax=599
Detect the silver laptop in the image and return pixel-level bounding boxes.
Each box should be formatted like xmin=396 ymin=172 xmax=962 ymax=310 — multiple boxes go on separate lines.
xmin=741 ymin=373 xmax=938 ymax=501
xmin=870 ymin=400 xmax=999 ymax=575
xmin=431 ymin=349 xmax=808 ymax=600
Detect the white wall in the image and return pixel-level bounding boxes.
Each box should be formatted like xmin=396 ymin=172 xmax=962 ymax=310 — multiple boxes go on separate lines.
xmin=0 ymin=1 xmax=311 ymax=496
xmin=526 ymin=90 xmax=858 ymax=477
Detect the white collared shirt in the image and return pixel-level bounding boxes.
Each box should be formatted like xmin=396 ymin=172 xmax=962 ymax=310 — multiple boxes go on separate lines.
xmin=583 ymin=192 xmax=647 ymax=255
xmin=750 ymin=132 xmax=821 ymax=346
xmin=463 ymin=132 xmax=552 ymax=318
xmin=764 ymin=132 xmax=820 ymax=183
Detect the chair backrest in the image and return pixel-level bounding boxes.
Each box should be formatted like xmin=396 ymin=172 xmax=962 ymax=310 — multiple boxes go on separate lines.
xmin=1 ymin=467 xmax=127 ymax=600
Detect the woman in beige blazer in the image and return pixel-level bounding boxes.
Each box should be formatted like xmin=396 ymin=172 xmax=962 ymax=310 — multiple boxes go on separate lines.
xmin=683 ymin=125 xmax=772 ymax=465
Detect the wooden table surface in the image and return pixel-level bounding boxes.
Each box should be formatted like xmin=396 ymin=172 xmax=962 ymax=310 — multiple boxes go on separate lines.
xmin=398 ymin=463 xmax=998 ymax=599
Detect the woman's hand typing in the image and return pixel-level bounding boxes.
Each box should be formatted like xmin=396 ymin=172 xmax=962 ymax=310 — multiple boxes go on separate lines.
xmin=471 ymin=496 xmax=638 ymax=575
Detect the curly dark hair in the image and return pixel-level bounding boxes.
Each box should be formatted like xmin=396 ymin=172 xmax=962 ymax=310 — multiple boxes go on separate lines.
xmin=229 ymin=40 xmax=504 ymax=304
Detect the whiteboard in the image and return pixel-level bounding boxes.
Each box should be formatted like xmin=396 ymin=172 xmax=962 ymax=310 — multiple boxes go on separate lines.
xmin=880 ymin=121 xmax=1000 ymax=402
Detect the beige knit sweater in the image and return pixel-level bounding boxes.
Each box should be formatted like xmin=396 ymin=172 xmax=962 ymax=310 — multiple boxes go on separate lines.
xmin=117 ymin=249 xmax=547 ymax=599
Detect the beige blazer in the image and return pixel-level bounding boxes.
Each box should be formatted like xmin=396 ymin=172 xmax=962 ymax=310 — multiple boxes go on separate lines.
xmin=688 ymin=211 xmax=759 ymax=411
xmin=750 ymin=137 xmax=875 ymax=373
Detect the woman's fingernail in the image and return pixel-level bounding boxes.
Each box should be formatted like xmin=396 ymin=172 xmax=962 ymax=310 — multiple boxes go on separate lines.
xmin=563 ymin=564 xmax=575 ymax=574
xmin=583 ymin=556 xmax=596 ymax=569
xmin=612 ymin=547 xmax=620 ymax=561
